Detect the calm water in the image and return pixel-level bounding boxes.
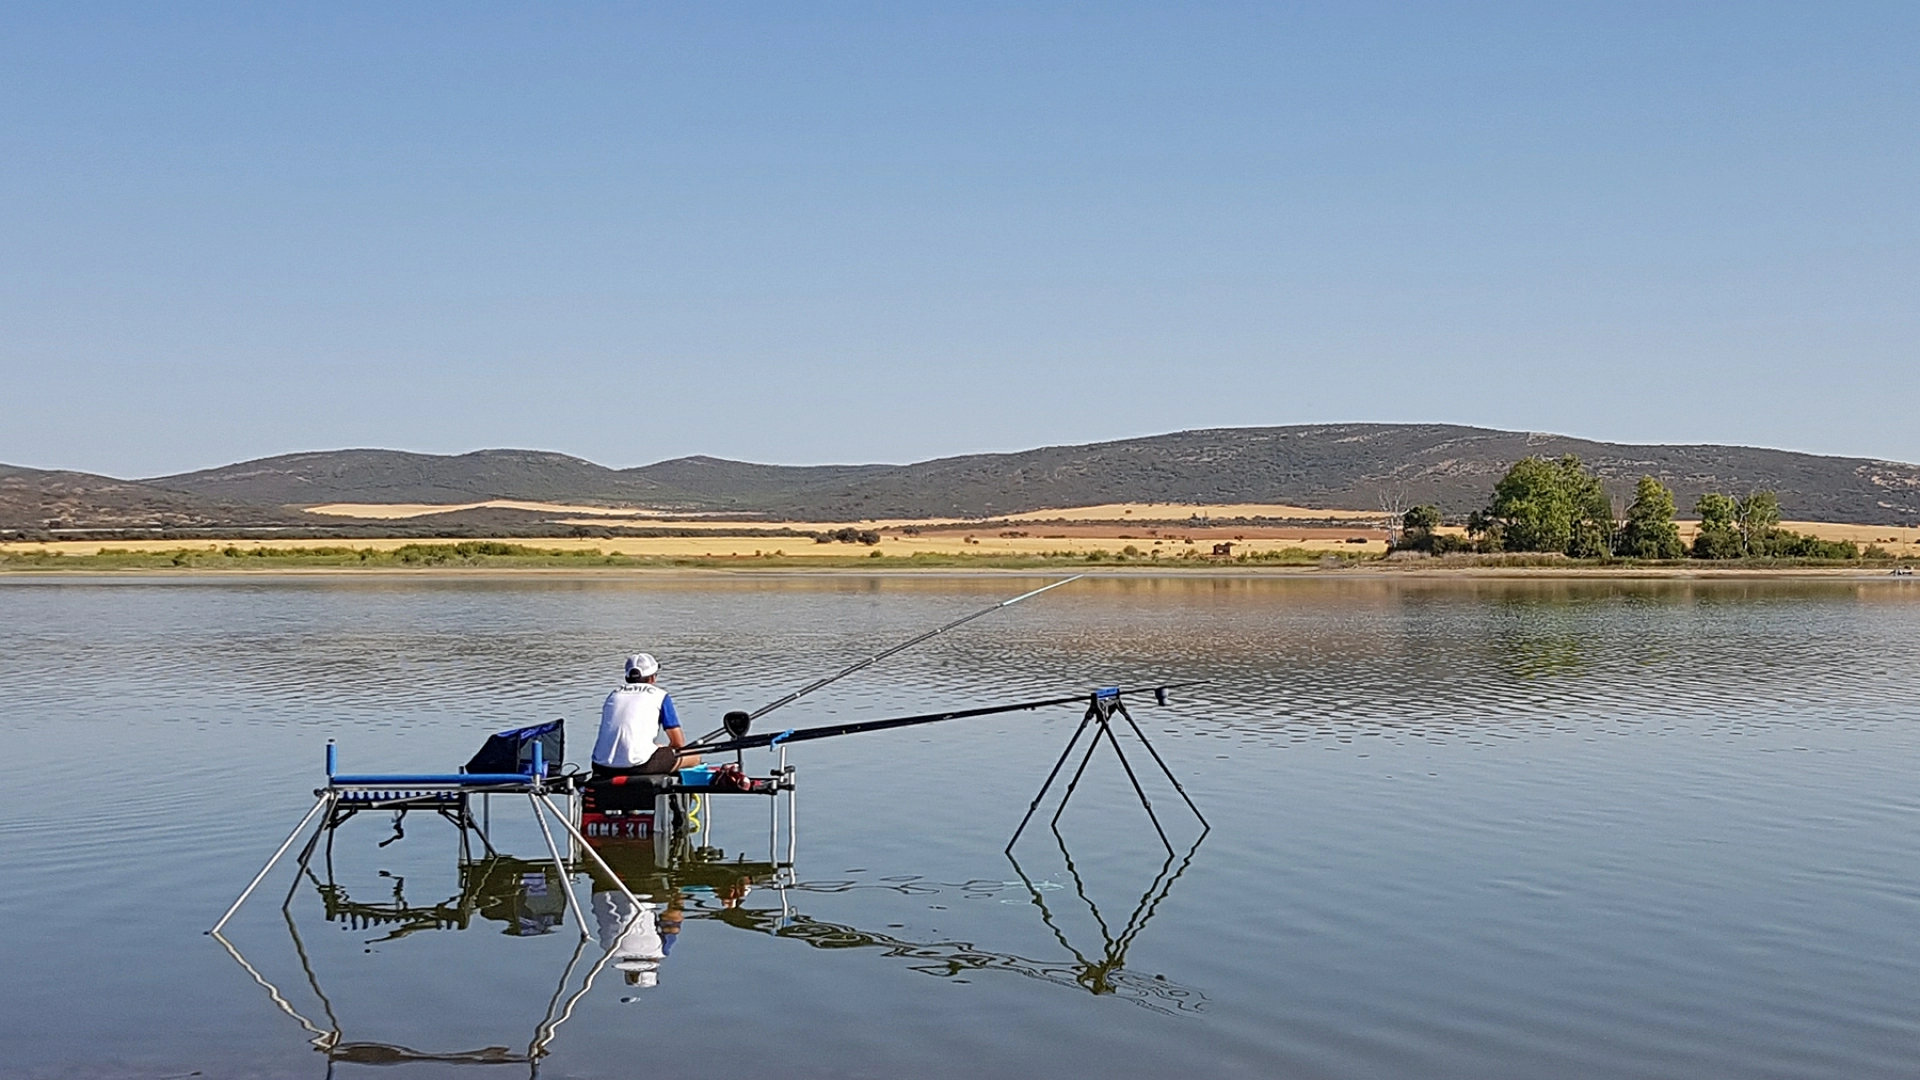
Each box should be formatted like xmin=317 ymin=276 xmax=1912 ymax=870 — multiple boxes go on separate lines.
xmin=3 ymin=573 xmax=1920 ymax=1079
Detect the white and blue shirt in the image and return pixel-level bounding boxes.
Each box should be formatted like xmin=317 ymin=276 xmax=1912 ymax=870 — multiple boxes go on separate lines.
xmin=593 ymin=683 xmax=681 ymax=768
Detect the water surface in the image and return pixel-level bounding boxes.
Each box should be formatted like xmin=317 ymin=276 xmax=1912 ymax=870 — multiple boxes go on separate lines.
xmin=3 ymin=574 xmax=1918 ymax=1079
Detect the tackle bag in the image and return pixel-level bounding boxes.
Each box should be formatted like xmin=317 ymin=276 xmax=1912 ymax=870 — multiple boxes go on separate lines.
xmin=464 ymin=719 xmax=564 ymax=777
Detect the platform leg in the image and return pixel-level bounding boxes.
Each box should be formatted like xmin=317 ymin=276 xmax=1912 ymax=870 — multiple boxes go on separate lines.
xmin=211 ymin=792 xmax=333 ymax=935
xmin=282 ymin=793 xmax=337 ymax=908
xmin=528 ymin=795 xmax=591 ymax=941
xmin=536 ymin=793 xmax=641 ymax=908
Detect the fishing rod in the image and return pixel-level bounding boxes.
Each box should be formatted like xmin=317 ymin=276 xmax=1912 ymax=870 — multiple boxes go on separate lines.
xmin=687 ymin=575 xmax=1086 ymax=747
xmin=683 ymin=682 xmax=1203 ymax=756
xmin=748 ymin=575 xmax=1085 ymax=720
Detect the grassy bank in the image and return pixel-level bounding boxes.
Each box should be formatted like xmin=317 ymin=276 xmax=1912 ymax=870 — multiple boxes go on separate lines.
xmin=0 ymin=540 xmax=1350 ymax=572
xmin=1 ymin=541 xmax=1912 ymax=574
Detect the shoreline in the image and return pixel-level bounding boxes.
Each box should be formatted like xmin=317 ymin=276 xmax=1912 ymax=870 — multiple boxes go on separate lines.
xmin=1 ymin=563 xmax=1913 ymax=581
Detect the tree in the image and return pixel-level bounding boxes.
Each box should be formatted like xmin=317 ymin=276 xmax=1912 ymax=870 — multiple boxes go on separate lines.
xmin=1695 ymin=492 xmax=1736 ymax=529
xmin=1618 ymin=477 xmax=1685 ymax=559
xmin=1693 ymin=490 xmax=1787 ymax=558
xmin=1692 ymin=493 xmax=1742 ymax=559
xmin=1378 ymin=488 xmax=1410 ymax=549
xmin=1481 ymin=456 xmax=1612 ymax=556
xmin=1395 ymin=505 xmax=1444 ymax=553
xmin=1736 ymin=491 xmax=1781 ymax=555
xmin=1466 ymin=509 xmax=1502 ymax=551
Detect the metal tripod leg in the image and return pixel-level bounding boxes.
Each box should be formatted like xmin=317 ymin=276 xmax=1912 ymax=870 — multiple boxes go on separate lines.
xmin=1114 ymin=701 xmax=1210 ymax=832
xmin=1047 ymin=713 xmax=1109 ymax=833
xmin=1006 ymin=703 xmax=1098 ymax=852
xmin=1094 ymin=714 xmax=1174 ymax=854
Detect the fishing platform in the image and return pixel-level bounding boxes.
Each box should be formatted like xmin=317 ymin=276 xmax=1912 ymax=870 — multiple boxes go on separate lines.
xmin=211 ymin=716 xmax=799 ymax=940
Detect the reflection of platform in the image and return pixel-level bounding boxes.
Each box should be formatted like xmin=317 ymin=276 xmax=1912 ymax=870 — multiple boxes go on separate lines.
xmin=310 ymin=854 xmax=571 ymax=940
xmin=215 ymin=820 xmax=786 ymax=1075
xmin=215 ymin=908 xmax=600 ymax=1076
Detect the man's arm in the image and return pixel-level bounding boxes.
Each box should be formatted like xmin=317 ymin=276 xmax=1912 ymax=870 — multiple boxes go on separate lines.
xmin=662 ymin=694 xmax=687 ymax=751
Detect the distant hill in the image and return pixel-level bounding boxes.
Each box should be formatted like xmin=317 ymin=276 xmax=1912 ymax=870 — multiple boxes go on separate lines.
xmin=0 ymin=465 xmax=294 ymax=531
xmin=5 ymin=425 xmax=1916 ymax=533
xmin=147 ymin=448 xmax=699 ymax=507
xmin=714 ymin=424 xmax=1920 ymax=524
xmin=631 ymin=455 xmax=898 ymax=510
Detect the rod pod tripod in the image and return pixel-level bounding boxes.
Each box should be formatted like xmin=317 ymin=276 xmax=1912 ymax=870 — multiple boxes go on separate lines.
xmin=1007 ymin=688 xmax=1209 ymax=855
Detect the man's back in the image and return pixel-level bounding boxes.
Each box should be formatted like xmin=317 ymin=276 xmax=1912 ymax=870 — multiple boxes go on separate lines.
xmin=594 ymin=683 xmax=673 ymax=768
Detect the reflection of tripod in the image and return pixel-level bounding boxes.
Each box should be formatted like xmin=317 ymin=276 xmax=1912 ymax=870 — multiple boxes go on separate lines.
xmin=1006 ymin=831 xmax=1205 ymax=1011
xmin=1008 ymin=688 xmax=1209 ymax=855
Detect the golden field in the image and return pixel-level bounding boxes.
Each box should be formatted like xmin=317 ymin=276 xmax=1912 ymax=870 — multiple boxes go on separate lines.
xmin=6 ymin=503 xmax=1915 ymax=562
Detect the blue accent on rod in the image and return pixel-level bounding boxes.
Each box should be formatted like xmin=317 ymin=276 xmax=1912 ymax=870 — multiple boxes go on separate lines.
xmin=1096 ymin=687 xmax=1120 ymax=699
xmin=771 ymin=728 xmax=796 ymax=745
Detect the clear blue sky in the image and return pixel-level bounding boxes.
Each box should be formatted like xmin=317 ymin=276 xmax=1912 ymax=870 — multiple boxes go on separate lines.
xmin=2 ymin=3 xmax=1914 ymax=477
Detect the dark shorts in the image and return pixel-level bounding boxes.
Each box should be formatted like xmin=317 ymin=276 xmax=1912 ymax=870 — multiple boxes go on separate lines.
xmin=592 ymin=746 xmax=678 ymax=780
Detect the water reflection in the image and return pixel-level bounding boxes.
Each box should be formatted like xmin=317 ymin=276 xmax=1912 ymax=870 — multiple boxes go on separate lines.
xmin=218 ymin=795 xmax=1206 ymax=1073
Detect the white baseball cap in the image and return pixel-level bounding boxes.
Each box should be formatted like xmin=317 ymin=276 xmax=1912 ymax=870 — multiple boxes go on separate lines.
xmin=625 ymin=653 xmax=659 ymax=678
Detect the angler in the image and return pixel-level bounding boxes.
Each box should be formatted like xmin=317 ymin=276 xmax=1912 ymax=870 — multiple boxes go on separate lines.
xmin=591 ymin=653 xmax=697 ymax=780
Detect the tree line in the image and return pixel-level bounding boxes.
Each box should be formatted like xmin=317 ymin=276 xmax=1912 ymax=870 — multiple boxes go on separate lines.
xmin=1393 ymin=455 xmax=1883 ymax=560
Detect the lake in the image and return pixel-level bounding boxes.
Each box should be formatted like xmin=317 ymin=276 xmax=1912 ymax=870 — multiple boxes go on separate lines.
xmin=2 ymin=573 xmax=1918 ymax=1079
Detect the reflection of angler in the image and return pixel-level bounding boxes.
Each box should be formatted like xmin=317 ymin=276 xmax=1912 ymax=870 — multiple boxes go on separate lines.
xmin=592 ymin=891 xmax=666 ymax=988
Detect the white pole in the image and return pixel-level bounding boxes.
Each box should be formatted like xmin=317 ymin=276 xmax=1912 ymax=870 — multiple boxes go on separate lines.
xmin=537 ymin=793 xmax=642 ymax=908
xmin=529 ymin=795 xmax=591 ymax=941
xmin=786 ymin=772 xmax=797 ymax=867
xmin=210 ymin=793 xmax=333 ymax=935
